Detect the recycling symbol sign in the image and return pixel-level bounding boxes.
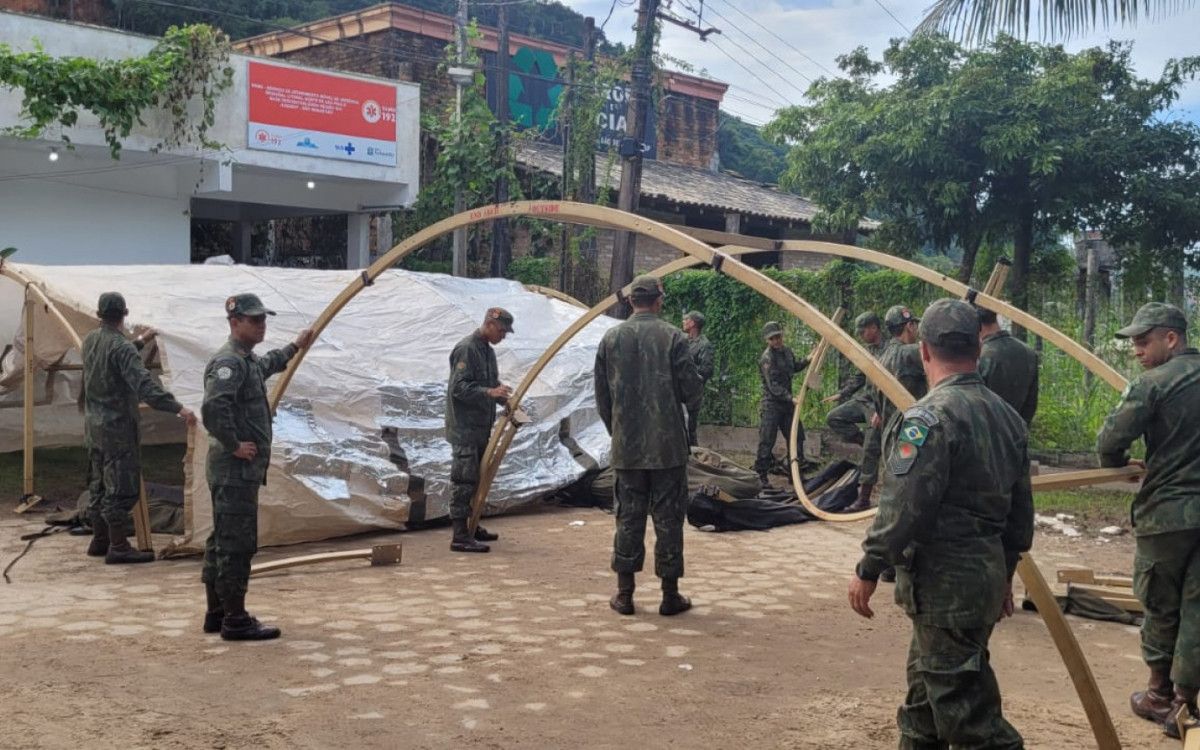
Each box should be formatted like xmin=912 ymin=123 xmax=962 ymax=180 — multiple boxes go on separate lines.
xmin=509 ymin=47 xmax=563 ymax=131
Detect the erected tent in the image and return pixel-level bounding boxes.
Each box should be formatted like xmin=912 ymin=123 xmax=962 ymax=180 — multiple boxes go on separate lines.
xmin=0 ymin=263 xmax=617 ymax=552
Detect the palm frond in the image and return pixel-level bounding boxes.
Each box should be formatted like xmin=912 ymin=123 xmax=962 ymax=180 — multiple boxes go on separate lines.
xmin=915 ymin=0 xmax=1195 ymax=43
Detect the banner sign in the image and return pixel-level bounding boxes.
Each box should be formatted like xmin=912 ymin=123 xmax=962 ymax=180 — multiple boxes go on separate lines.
xmin=247 ymin=62 xmax=399 ymax=166
xmin=485 ymin=48 xmax=657 ymax=159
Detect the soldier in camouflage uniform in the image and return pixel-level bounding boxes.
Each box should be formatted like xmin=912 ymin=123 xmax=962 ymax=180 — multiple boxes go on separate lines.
xmin=595 ymin=275 xmax=703 ymax=616
xmin=1096 ymin=302 xmax=1200 ymax=739
xmin=848 ymin=305 xmax=928 ymax=513
xmin=825 ymin=311 xmax=884 ymax=447
xmin=81 ymin=292 xmax=196 ymax=564
xmin=445 ymin=308 xmax=513 ymax=554
xmin=754 ymin=321 xmax=810 ymax=488
xmin=977 ymin=308 xmax=1039 ymax=426
xmin=682 ymin=310 xmax=714 ymax=448
xmin=201 ymin=294 xmax=313 ymax=641
xmin=850 ymin=298 xmax=1032 ymax=750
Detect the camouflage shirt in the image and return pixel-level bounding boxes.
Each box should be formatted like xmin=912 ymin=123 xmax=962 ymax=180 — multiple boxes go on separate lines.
xmin=201 ymin=337 xmax=297 ymax=487
xmin=687 ymin=333 xmax=715 ymax=384
xmin=445 ymin=331 xmax=504 ymax=447
xmin=1096 ymin=348 xmax=1200 ymax=536
xmin=859 ymin=372 xmax=1034 ymax=628
xmin=835 ymin=340 xmax=884 ymax=403
xmin=871 ymin=338 xmax=927 ymax=424
xmin=594 ymin=311 xmax=703 ymax=470
xmin=81 ymin=325 xmax=183 ymax=450
xmin=979 ymin=330 xmax=1039 ymax=426
xmin=759 ymin=346 xmax=809 ymax=404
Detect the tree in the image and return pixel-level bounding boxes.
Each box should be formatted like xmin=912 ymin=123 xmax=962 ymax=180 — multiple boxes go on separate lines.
xmin=765 ymin=35 xmax=1200 ymax=325
xmin=717 ymin=114 xmax=788 ymax=183
xmin=917 ymin=0 xmax=1196 ymax=45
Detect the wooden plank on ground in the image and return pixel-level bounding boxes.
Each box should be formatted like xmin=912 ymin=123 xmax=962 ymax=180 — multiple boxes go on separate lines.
xmin=250 ymin=544 xmax=402 ymax=577
xmin=1067 ymin=583 xmax=1144 ymax=613
xmin=1057 ymin=569 xmax=1133 ymax=588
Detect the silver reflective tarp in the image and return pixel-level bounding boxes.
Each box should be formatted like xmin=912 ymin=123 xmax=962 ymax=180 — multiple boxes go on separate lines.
xmin=0 ymin=264 xmax=617 ymax=551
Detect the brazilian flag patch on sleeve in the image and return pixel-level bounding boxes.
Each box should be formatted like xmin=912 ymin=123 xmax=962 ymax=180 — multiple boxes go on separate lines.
xmin=899 ymin=420 xmax=929 ymax=446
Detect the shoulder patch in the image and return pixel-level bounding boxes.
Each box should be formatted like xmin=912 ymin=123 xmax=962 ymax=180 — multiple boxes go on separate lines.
xmin=890 ymin=440 xmax=919 ymax=475
xmin=216 ymin=365 xmax=234 ymax=381
xmin=903 ymin=405 xmax=940 ymax=426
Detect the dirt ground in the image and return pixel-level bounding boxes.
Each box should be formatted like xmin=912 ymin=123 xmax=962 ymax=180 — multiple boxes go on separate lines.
xmin=0 ymin=505 xmax=1176 ymax=750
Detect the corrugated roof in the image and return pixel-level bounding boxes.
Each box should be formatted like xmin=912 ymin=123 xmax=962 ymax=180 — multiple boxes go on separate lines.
xmin=515 ymin=141 xmax=877 ymax=230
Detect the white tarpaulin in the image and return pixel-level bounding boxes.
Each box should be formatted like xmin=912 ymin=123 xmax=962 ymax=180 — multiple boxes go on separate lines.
xmin=0 ymin=263 xmax=616 ymax=552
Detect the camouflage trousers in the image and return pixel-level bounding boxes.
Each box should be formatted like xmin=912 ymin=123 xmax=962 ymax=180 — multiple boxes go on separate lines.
xmin=825 ymin=398 xmax=870 ymax=443
xmin=449 ymin=442 xmax=486 ymax=521
xmin=898 ymin=622 xmax=1024 ymax=750
xmin=860 ymin=425 xmax=882 ymax=485
xmin=201 ymin=485 xmax=259 ymax=601
xmin=755 ymin=400 xmax=801 ymax=475
xmin=1134 ymin=528 xmax=1200 ymax=687
xmin=86 ymin=445 xmax=141 ymax=526
xmin=611 ymin=466 xmax=688 ymax=579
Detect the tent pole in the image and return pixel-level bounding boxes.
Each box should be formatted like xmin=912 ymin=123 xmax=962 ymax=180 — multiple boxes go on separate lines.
xmin=23 ymin=289 xmax=35 ymax=498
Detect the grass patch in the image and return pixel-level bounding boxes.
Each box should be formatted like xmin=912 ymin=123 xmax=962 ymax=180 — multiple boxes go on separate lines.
xmin=1034 ymin=489 xmax=1132 ymax=529
xmin=1 ymin=444 xmax=187 ymax=507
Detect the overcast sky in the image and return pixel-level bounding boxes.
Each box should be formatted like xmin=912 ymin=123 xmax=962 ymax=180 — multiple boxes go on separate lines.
xmin=556 ymin=0 xmax=1200 ymax=128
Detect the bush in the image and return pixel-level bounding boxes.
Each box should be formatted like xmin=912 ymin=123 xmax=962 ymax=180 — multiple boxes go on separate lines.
xmin=508 ymin=256 xmax=556 ymax=287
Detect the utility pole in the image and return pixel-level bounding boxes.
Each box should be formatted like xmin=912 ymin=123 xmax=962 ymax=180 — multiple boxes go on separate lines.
xmin=559 ymin=51 xmax=576 ymax=292
xmin=489 ymin=3 xmax=511 ymax=278
xmin=576 ymin=18 xmax=598 ymax=301
xmin=452 ymin=0 xmax=469 ymax=277
xmin=608 ymin=0 xmax=661 ymax=314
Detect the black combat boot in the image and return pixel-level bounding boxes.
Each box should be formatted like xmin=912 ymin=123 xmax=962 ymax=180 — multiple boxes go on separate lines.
xmin=220 ymin=594 xmax=281 ymax=641
xmin=86 ymin=512 xmax=109 ymax=557
xmin=474 ymin=525 xmax=499 ymax=542
xmin=104 ymin=521 xmax=155 ymax=564
xmin=844 ymin=483 xmax=875 ymax=513
xmin=659 ymin=577 xmax=692 ymax=616
xmin=1131 ymin=666 xmax=1174 ymax=723
xmin=610 ymin=572 xmax=635 ymax=615
xmin=1163 ymin=684 xmax=1198 ymax=739
xmin=450 ymin=519 xmax=489 ymax=553
xmin=203 ymin=582 xmax=224 ymax=634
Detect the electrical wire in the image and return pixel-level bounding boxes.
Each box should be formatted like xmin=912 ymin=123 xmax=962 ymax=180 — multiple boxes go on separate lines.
xmin=693 ymin=3 xmax=811 ymax=97
xmin=710 ymin=0 xmax=838 ymax=78
xmin=704 ymin=38 xmax=790 ymax=109
xmin=869 ymin=0 xmax=913 ymax=34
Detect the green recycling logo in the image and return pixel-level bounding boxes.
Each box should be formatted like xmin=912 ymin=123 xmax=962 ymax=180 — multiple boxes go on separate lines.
xmin=509 ymin=46 xmax=563 ymax=131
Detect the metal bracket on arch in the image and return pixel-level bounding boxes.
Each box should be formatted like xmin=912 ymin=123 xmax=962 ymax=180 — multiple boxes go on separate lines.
xmin=710 ymin=252 xmax=728 ymax=274
xmin=361 ymin=271 xmax=375 ymax=287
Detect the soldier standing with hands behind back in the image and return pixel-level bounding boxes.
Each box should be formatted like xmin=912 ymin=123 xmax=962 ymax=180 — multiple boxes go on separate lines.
xmin=754 ymin=321 xmax=810 ymax=489
xmin=81 ymin=292 xmax=196 ymax=563
xmin=849 ymin=298 xmax=1032 ymax=750
xmin=1096 ymin=302 xmax=1200 ymax=739
xmin=445 ymin=308 xmax=514 ymax=554
xmin=201 ymin=294 xmax=313 ymax=641
xmin=682 ymin=311 xmax=714 ymax=447
xmin=595 ymin=275 xmax=703 ymax=616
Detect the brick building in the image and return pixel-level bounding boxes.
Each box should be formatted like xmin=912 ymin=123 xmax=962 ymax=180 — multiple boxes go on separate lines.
xmin=236 ymin=2 xmax=856 ymax=275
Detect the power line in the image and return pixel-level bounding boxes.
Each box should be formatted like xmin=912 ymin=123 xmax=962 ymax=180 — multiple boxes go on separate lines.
xmin=704 ymin=38 xmax=791 ymax=109
xmin=869 ymin=0 xmax=913 ymax=34
xmin=710 ymin=0 xmax=838 ymax=78
xmin=695 ymin=3 xmax=811 ymax=95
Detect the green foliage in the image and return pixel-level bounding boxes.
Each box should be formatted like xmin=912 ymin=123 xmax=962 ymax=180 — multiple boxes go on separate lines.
xmin=507 ymin=256 xmax=556 ymax=286
xmin=108 ymin=0 xmax=624 ymax=53
xmin=0 ymin=25 xmax=234 ymax=159
xmin=916 ymin=0 xmax=1197 ymax=45
xmin=765 ymin=35 xmax=1200 ymax=311
xmin=717 ymin=113 xmax=788 ymax=183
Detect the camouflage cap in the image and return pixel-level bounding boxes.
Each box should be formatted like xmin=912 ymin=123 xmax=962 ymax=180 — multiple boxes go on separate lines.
xmin=884 ymin=305 xmax=920 ymax=329
xmin=628 ymin=274 xmax=663 ymax=298
xmin=486 ymin=307 xmax=515 ymax=333
xmin=225 ymin=293 xmax=276 ymax=319
xmin=763 ymin=321 xmax=784 ymax=339
xmin=854 ymin=311 xmax=881 ymax=331
xmin=684 ymin=310 xmax=706 ymax=327
xmin=918 ymin=298 xmax=981 ymax=352
xmin=1115 ymin=302 xmax=1188 ymax=339
xmin=96 ymin=292 xmax=128 ymax=318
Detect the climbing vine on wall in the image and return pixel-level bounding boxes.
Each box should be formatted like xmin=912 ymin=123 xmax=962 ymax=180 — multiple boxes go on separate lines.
xmin=0 ymin=25 xmax=234 ymax=159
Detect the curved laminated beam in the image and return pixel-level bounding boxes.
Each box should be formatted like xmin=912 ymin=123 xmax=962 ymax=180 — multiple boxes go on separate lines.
xmin=523 ymin=284 xmax=588 ymax=309
xmin=1 ymin=264 xmax=85 ymax=350
xmin=767 ymin=240 xmax=1128 ymax=393
xmin=788 ymin=308 xmax=877 ymax=522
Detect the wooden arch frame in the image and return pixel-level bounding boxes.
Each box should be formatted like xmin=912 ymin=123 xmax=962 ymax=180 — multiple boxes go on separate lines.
xmin=269 ymin=202 xmax=1124 ymax=749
